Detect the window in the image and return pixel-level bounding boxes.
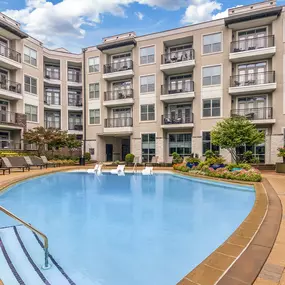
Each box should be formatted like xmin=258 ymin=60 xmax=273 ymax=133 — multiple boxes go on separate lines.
xmin=88 ymin=57 xmax=99 ymax=73
xmin=140 ymin=75 xmax=155 ymax=93
xmin=24 ymin=75 xmax=37 ymax=94
xmin=24 ymin=46 xmax=37 ymax=66
xmin=203 ymin=99 xmax=221 ymax=117
xmin=142 ymin=133 xmax=156 ymax=163
xmin=203 ymin=33 xmax=222 ymax=54
xmin=89 ymin=109 xmax=100 ymax=124
xmin=169 ymin=134 xmax=192 ymax=157
xmin=140 ymin=46 xmax=155 ymax=65
xmin=141 ymin=104 xmax=155 ymax=121
xmin=45 ymin=88 xmax=60 ymax=105
xmin=89 ymin=83 xmax=100 ymax=99
xmin=25 ymin=104 xmax=38 ymax=122
xmin=202 ymin=65 xmax=221 ymax=86
xmin=202 ymin=132 xmax=220 ymax=154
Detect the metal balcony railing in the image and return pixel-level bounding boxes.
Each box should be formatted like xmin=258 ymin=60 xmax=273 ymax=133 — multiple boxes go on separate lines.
xmin=68 ymin=71 xmax=82 ymax=83
xmin=0 ymin=110 xmax=26 ymax=127
xmin=44 ymin=94 xmax=60 ymax=105
xmin=68 ymin=122 xmax=83 ymax=130
xmin=103 ymin=60 xmax=133 ymax=74
xmin=230 ymin=71 xmax=275 ymax=87
xmin=161 ymin=113 xmax=194 ymax=125
xmin=0 ymin=44 xmax=21 ymax=63
xmin=44 ymin=120 xmax=61 ymax=129
xmin=104 ymin=117 xmax=133 ymax=128
xmin=161 ymin=48 xmax=195 ymax=64
xmin=0 ymin=140 xmax=21 ymax=150
xmin=231 ymin=107 xmax=273 ymax=120
xmin=68 ymin=97 xmax=82 ymax=106
xmin=161 ymin=80 xmax=194 ymax=95
xmin=104 ymin=89 xmax=133 ymax=101
xmin=44 ymin=69 xmax=60 ymax=80
xmin=230 ymin=35 xmax=275 ymax=53
xmin=0 ymin=79 xmax=21 ymax=94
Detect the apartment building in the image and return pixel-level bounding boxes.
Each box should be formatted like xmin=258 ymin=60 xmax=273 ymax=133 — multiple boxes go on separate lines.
xmin=0 ymin=14 xmax=83 ymax=151
xmin=0 ymin=0 xmax=284 ymax=164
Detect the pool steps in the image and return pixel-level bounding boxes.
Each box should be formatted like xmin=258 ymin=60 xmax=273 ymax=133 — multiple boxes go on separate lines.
xmin=0 ymin=226 xmax=75 ymax=285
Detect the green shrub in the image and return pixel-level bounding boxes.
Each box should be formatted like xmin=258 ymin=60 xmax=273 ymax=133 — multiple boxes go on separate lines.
xmin=125 ymin=153 xmax=135 ymax=163
xmin=206 ymin=156 xmax=225 ymax=165
xmin=226 ymin=163 xmax=251 ymax=171
xmin=84 ymin=152 xmax=91 ymax=161
xmin=186 ymin=157 xmax=201 ymax=164
xmin=204 ymin=150 xmax=216 ymax=159
xmin=172 ymin=152 xmax=183 ymax=164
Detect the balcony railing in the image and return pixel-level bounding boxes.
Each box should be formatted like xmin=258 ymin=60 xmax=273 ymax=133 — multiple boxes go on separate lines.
xmin=104 ymin=89 xmax=133 ymax=101
xmin=0 ymin=111 xmax=26 ymax=127
xmin=104 ymin=117 xmax=133 ymax=128
xmin=44 ymin=94 xmax=60 ymax=105
xmin=68 ymin=97 xmax=82 ymax=107
xmin=0 ymin=140 xmax=21 ymax=150
xmin=68 ymin=122 xmax=83 ymax=130
xmin=44 ymin=120 xmax=61 ymax=129
xmin=161 ymin=81 xmax=194 ymax=95
xmin=44 ymin=69 xmax=60 ymax=80
xmin=161 ymin=49 xmax=195 ymax=64
xmin=230 ymin=35 xmax=274 ymax=53
xmin=231 ymin=107 xmax=273 ymax=120
xmin=161 ymin=113 xmax=194 ymax=125
xmin=103 ymin=60 xmax=133 ymax=74
xmin=230 ymin=71 xmax=275 ymax=87
xmin=0 ymin=44 xmax=21 ymax=63
xmin=0 ymin=79 xmax=21 ymax=94
xmin=68 ymin=71 xmax=82 ymax=83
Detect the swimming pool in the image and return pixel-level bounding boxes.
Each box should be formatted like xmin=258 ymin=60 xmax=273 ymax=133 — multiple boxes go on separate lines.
xmin=0 ymin=172 xmax=255 ymax=285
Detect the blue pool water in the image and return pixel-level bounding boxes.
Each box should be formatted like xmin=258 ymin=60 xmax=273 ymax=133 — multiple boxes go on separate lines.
xmin=0 ymin=173 xmax=255 ymax=285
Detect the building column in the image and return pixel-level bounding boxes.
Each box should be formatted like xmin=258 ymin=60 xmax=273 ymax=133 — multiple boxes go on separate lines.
xmin=270 ymin=134 xmax=284 ymax=163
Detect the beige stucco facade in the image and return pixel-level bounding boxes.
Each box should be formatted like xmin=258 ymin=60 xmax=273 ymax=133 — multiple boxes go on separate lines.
xmin=0 ymin=0 xmax=284 ymax=163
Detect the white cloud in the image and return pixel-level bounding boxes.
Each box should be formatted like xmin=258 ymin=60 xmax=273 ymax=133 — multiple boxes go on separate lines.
xmin=135 ymin=11 xmax=144 ymax=20
xmin=181 ymin=0 xmax=222 ymax=24
xmin=3 ymin=0 xmax=188 ymax=49
xmin=212 ymin=5 xmax=243 ymax=20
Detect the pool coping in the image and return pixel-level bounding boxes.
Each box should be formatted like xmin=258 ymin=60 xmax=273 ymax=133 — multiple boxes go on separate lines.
xmin=0 ymin=167 xmax=281 ymax=285
xmin=175 ymin=171 xmax=281 ymax=285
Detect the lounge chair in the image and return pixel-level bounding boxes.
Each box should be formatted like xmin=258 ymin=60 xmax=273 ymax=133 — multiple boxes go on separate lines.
xmin=87 ymin=164 xmax=102 ymax=175
xmin=40 ymin=156 xmax=58 ymax=167
xmin=110 ymin=165 xmax=125 ymax=175
xmin=142 ymin=166 xmax=153 ymax=175
xmin=1 ymin=157 xmax=27 ymax=172
xmin=24 ymin=156 xmax=45 ymax=169
xmin=147 ymin=156 xmax=158 ymax=166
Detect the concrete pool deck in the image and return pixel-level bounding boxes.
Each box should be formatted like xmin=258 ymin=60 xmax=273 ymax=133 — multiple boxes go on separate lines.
xmin=0 ymin=166 xmax=283 ymax=285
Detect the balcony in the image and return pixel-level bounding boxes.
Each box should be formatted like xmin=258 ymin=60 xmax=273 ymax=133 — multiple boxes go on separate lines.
xmin=160 ymin=81 xmax=194 ymax=103
xmin=0 ymin=140 xmax=21 ymax=150
xmin=104 ymin=89 xmax=134 ymax=107
xmin=0 ymin=80 xmax=22 ymax=100
xmin=229 ymin=71 xmax=276 ymax=95
xmin=44 ymin=94 xmax=61 ymax=110
xmin=44 ymin=69 xmax=60 ymax=84
xmin=68 ymin=122 xmax=83 ymax=131
xmin=229 ymin=36 xmax=276 ymax=62
xmin=0 ymin=45 xmax=22 ymax=69
xmin=68 ymin=96 xmax=82 ymax=110
xmin=231 ymin=107 xmax=275 ymax=124
xmin=161 ymin=113 xmax=194 ymax=129
xmin=68 ymin=70 xmax=82 ymax=85
xmin=160 ymin=49 xmax=195 ymax=75
xmin=0 ymin=111 xmax=26 ymax=129
xmin=103 ymin=60 xmax=134 ymax=80
xmin=44 ymin=120 xmax=61 ymax=129
xmin=104 ymin=117 xmax=133 ymax=135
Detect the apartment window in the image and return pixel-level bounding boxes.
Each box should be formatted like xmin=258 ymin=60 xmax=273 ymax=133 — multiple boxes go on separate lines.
xmin=24 ymin=75 xmax=37 ymax=94
xmin=202 ymin=132 xmax=220 ymax=154
xmin=89 ymin=83 xmax=99 ymax=99
xmin=89 ymin=109 xmax=100 ymax=124
xmin=45 ymin=88 xmax=60 ymax=105
xmin=141 ymin=104 xmax=155 ymax=121
xmin=142 ymin=133 xmax=156 ymax=163
xmin=202 ymin=65 xmax=221 ymax=86
xmin=88 ymin=57 xmax=99 ymax=73
xmin=25 ymin=104 xmax=38 ymax=122
xmin=140 ymin=75 xmax=155 ymax=93
xmin=169 ymin=134 xmax=192 ymax=157
xmin=203 ymin=33 xmax=222 ymax=54
xmin=24 ymin=46 xmax=37 ymax=66
xmin=140 ymin=46 xmax=155 ymax=65
xmin=203 ymin=99 xmax=221 ymax=117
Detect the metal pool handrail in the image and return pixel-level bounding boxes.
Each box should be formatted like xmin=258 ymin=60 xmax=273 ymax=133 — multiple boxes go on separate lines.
xmin=0 ymin=206 xmax=50 ymax=269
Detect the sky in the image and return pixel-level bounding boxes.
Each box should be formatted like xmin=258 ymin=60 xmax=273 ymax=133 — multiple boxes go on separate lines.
xmin=0 ymin=0 xmax=282 ymax=53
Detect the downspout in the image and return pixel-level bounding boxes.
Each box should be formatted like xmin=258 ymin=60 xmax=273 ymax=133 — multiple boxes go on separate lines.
xmin=82 ymin=48 xmax=87 ymax=163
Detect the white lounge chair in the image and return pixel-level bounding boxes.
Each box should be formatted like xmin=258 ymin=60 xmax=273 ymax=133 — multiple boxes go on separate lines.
xmin=87 ymin=164 xmax=102 ymax=174
xmin=110 ymin=165 xmax=125 ymax=175
xmin=142 ymin=166 xmax=153 ymax=175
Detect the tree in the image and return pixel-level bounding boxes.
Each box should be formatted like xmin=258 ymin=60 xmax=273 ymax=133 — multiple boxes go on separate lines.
xmin=66 ymin=134 xmax=82 ymax=156
xmin=211 ymin=117 xmax=265 ymax=163
xmin=47 ymin=129 xmax=68 ymax=156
